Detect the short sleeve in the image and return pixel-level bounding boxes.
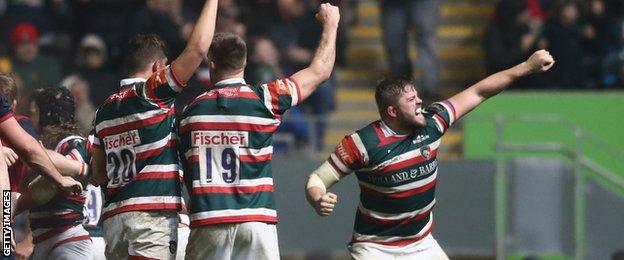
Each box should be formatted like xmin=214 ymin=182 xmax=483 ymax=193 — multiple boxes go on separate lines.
xmin=327 ymin=133 xmax=368 ymax=174
xmin=424 ymin=100 xmax=457 ymax=135
xmin=139 ymin=65 xmax=186 ymax=105
xmin=0 ymin=93 xmax=14 ymax=123
xmin=57 ymin=137 xmax=90 ymax=163
xmin=258 ymin=78 xmax=301 ymax=116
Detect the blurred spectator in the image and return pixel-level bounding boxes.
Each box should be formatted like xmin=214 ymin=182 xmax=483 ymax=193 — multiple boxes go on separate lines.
xmin=268 ymin=0 xmax=335 ymax=151
xmin=485 ymin=0 xmax=549 ymax=88
xmin=581 ymin=0 xmax=613 ymax=88
xmin=545 ymin=1 xmax=590 ymax=88
xmin=378 ymin=0 xmax=440 ymax=99
xmin=128 ymin=0 xmax=192 ymax=57
xmin=61 ymin=75 xmax=95 ymax=133
xmin=247 ymin=36 xmax=311 ymax=152
xmin=73 ymin=34 xmax=117 ymax=107
xmin=4 ymin=23 xmax=61 ymax=114
xmin=603 ymin=17 xmax=624 ymax=87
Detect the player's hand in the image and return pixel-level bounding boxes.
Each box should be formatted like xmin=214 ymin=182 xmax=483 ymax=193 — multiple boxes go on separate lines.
xmin=313 ymin=192 xmax=338 ymax=216
xmin=315 ymin=3 xmax=340 ymax=28
xmin=1 ymin=147 xmax=18 ymax=167
xmin=57 ymin=176 xmax=83 ymax=194
xmin=526 ymin=49 xmax=554 ymax=73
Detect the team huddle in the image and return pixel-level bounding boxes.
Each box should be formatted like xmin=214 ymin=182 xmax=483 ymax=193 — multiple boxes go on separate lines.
xmin=0 ymin=0 xmax=555 ymax=259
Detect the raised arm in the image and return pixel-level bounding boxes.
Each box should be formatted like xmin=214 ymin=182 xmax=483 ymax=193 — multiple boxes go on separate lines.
xmin=448 ymin=50 xmax=554 ymax=120
xmin=291 ymin=3 xmax=340 ymax=101
xmin=0 ymin=117 xmax=82 ymax=194
xmin=170 ymin=0 xmax=219 ymax=84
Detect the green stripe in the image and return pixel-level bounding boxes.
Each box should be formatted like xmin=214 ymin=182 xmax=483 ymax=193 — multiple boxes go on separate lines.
xmin=86 ymin=226 xmax=104 ymax=237
xmin=139 ymin=81 xmax=178 ymax=102
xmin=31 ymin=218 xmax=84 ymax=230
xmin=354 ymin=214 xmax=430 ymax=237
xmin=104 ymin=178 xmax=181 ymax=207
xmin=360 ymin=188 xmax=435 ymax=214
xmin=189 ymin=191 xmax=275 ymax=213
xmin=276 ymin=94 xmax=293 ymax=115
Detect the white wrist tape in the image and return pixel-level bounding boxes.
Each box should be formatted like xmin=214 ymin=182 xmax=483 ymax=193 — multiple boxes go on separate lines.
xmin=306 ymin=161 xmax=344 ymax=191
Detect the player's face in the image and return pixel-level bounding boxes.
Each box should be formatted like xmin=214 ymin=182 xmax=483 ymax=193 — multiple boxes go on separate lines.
xmin=394 ymin=85 xmax=426 ymax=128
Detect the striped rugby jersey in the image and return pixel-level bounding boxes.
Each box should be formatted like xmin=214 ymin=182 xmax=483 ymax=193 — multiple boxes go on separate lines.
xmin=29 ymin=135 xmax=91 ymax=245
xmin=93 ymin=65 xmax=184 ymax=220
xmin=178 ymin=77 xmax=300 ymax=227
xmin=327 ymin=100 xmax=456 ymax=247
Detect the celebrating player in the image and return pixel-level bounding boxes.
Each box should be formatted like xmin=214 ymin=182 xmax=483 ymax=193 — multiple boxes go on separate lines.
xmin=89 ymin=0 xmax=218 ymax=259
xmin=177 ymin=3 xmax=340 ymax=259
xmin=305 ymin=50 xmax=555 ymax=259
xmin=0 ymin=74 xmax=83 ymax=196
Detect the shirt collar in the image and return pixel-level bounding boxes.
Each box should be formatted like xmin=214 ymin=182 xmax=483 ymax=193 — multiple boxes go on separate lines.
xmin=120 ymin=77 xmax=146 ymax=86
xmin=379 ymin=120 xmax=407 ymax=137
xmin=214 ymin=78 xmax=246 ymax=86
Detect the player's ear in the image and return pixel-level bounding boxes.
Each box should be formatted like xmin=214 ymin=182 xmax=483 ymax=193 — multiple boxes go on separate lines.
xmin=386 ymin=105 xmax=398 ymax=118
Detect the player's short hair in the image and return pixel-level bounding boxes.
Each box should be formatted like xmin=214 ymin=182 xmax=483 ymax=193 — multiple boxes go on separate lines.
xmin=209 ymin=32 xmax=247 ymax=73
xmin=0 ymin=73 xmax=18 ymax=103
xmin=374 ymin=76 xmax=416 ymax=116
xmin=123 ymin=34 xmax=168 ymax=76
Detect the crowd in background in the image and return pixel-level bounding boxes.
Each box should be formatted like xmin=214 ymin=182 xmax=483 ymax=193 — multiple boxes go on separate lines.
xmin=485 ymin=0 xmax=624 ymax=89
xmin=0 ymin=0 xmax=357 ymax=153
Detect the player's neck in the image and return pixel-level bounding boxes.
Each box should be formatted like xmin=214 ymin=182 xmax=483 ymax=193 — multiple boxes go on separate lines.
xmin=211 ymin=70 xmax=245 ymax=85
xmin=381 ymin=118 xmax=410 ymax=135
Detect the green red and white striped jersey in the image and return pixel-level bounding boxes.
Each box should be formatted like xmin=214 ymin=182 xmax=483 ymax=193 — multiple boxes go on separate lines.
xmin=178 ymin=77 xmax=300 ymax=227
xmin=29 ymin=135 xmax=91 ymax=245
xmin=92 ymin=65 xmax=184 ymax=220
xmin=327 ymin=100 xmax=456 ymax=247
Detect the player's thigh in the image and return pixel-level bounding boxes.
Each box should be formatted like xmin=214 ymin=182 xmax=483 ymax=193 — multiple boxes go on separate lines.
xmin=48 ymin=239 xmax=94 ymax=260
xmin=103 ymin=213 xmax=129 ymax=259
xmin=185 ymin=224 xmax=234 ymax=260
xmin=232 ymin=222 xmax=280 ymax=260
xmin=126 ymin=210 xmax=179 ymax=260
xmin=401 ymin=235 xmax=449 ymax=260
xmin=348 ymin=243 xmax=392 ymax=260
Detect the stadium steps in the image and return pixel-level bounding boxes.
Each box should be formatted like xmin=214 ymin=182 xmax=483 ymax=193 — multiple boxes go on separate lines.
xmin=324 ymin=0 xmax=495 ymax=159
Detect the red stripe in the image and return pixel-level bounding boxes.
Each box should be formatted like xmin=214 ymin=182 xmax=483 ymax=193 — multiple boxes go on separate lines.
xmin=287 ymin=77 xmax=302 ymax=104
xmin=97 ymin=110 xmax=173 ymax=137
xmin=360 ymin=180 xmax=436 ymax=199
xmin=101 ymin=203 xmax=180 ymax=220
xmin=433 ymin=114 xmax=448 ymax=130
xmin=106 ymin=187 xmax=123 ymax=197
xmin=179 ymin=122 xmax=278 ymax=134
xmin=102 ymin=88 xmax=139 ymax=107
xmin=168 ymin=63 xmax=186 ymax=88
xmin=327 ymin=158 xmax=348 ymax=174
xmin=190 ymin=215 xmax=277 ymax=227
xmin=187 ymin=154 xmax=199 ymax=163
xmin=33 ymin=225 xmax=76 ymax=243
xmin=192 ymin=184 xmax=274 ymax=194
xmin=0 ymin=112 xmax=14 ymax=123
xmin=440 ymin=100 xmax=456 ymax=122
xmin=50 ymin=235 xmax=91 ymax=252
xmin=239 ymin=153 xmax=272 ymax=162
xmin=136 ymin=140 xmax=175 ymax=160
xmin=130 ymin=255 xmax=160 ymax=260
xmin=269 ymin=82 xmax=280 ymax=115
xmin=133 ymin=171 xmax=179 ymax=181
xmin=376 ymin=149 xmax=438 ymax=174
xmin=351 ymin=221 xmax=434 ymax=247
xmin=356 ymin=208 xmax=431 ymax=225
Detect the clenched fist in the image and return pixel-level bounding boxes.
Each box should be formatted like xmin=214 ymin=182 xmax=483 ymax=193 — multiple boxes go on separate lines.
xmin=526 ymin=49 xmax=555 ymax=73
xmin=312 ymin=192 xmax=338 ymax=217
xmin=315 ymin=3 xmax=340 ymax=28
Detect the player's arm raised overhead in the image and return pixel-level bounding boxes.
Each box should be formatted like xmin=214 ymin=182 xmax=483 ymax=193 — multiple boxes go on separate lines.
xmin=448 ymin=49 xmax=555 ymax=120
xmin=170 ymin=0 xmax=219 ymax=85
xmin=0 ymin=117 xmax=82 ymax=194
xmin=291 ymin=3 xmax=340 ymax=101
